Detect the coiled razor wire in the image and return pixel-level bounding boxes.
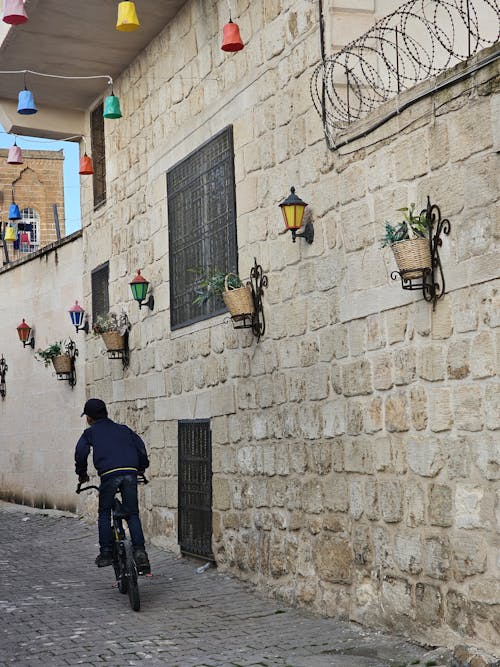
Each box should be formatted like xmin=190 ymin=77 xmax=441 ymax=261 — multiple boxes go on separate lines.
xmin=311 ymin=0 xmax=500 ymax=148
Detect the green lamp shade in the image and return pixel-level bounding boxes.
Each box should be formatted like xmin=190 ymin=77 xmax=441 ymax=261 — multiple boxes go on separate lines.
xmin=103 ymin=94 xmax=122 ymax=119
xmin=130 ymin=270 xmax=149 ymax=302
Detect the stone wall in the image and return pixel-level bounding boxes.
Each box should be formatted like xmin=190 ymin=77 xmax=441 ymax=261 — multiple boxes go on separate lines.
xmin=79 ymin=1 xmax=499 ymax=654
xmin=0 ymin=233 xmax=85 ymax=511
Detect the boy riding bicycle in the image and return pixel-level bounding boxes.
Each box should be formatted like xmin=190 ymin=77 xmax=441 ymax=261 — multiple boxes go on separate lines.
xmin=75 ymin=398 xmax=151 ymax=574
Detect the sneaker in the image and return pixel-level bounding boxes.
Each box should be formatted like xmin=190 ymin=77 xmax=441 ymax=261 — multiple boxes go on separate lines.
xmin=95 ymin=552 xmax=113 ymax=568
xmin=133 ymin=548 xmax=151 ymax=575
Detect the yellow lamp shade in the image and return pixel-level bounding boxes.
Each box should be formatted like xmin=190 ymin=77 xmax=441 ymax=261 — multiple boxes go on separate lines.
xmin=116 ymin=1 xmax=140 ymax=32
xmin=279 ymin=186 xmax=307 ymax=230
xmin=4 ymin=224 xmax=16 ymax=241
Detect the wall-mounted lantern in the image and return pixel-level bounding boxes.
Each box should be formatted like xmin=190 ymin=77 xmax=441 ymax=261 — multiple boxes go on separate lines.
xmin=68 ymin=300 xmax=89 ymax=334
xmin=279 ymin=186 xmax=314 ymax=244
xmin=0 ymin=355 xmax=8 ymax=398
xmin=16 ymin=318 xmax=34 ymax=348
xmin=129 ymin=270 xmax=154 ymax=310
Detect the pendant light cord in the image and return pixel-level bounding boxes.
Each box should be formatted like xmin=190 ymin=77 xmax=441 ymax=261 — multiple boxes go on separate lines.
xmin=0 ymin=69 xmax=113 ymax=86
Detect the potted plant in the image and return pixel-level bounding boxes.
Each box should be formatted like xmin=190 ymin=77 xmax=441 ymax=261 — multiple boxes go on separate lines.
xmin=36 ymin=340 xmax=72 ymax=374
xmin=190 ymin=267 xmax=255 ymax=320
xmin=93 ymin=311 xmax=130 ymax=351
xmin=380 ymin=203 xmax=431 ymax=279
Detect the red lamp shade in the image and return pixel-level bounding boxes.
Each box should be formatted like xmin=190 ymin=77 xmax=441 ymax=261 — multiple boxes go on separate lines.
xmin=69 ymin=300 xmax=85 ymax=328
xmin=79 ymin=153 xmax=94 ymax=175
xmin=7 ymin=141 xmax=23 ymax=164
xmin=279 ymin=186 xmax=308 ymax=231
xmin=16 ymin=318 xmax=31 ymax=343
xmin=2 ymin=0 xmax=28 ymax=25
xmin=221 ymin=19 xmax=244 ymax=52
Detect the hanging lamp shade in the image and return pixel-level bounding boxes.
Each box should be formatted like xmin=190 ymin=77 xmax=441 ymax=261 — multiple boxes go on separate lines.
xmin=7 ymin=141 xmax=23 ymax=164
xmin=221 ymin=19 xmax=244 ymax=52
xmin=69 ymin=300 xmax=85 ymax=328
xmin=17 ymin=88 xmax=37 ymax=115
xmin=19 ymin=231 xmax=30 ymax=250
xmin=2 ymin=0 xmax=28 ymax=25
xmin=116 ymin=1 xmax=140 ymax=32
xmin=9 ymin=203 xmax=21 ymax=220
xmin=4 ymin=224 xmax=16 ymax=241
xmin=103 ymin=93 xmax=122 ymax=119
xmin=79 ymin=153 xmax=94 ymax=175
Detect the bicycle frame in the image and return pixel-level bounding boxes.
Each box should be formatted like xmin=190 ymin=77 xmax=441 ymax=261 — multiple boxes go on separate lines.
xmin=76 ymin=475 xmax=148 ymax=611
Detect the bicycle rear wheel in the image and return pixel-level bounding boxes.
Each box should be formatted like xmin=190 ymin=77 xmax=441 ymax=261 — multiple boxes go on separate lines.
xmin=125 ymin=542 xmax=140 ymax=611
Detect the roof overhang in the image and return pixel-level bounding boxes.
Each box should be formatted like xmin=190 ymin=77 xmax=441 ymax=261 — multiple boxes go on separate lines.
xmin=0 ymin=0 xmax=185 ymax=138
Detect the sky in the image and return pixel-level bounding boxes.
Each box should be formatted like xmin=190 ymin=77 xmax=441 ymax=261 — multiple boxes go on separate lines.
xmin=0 ymin=124 xmax=81 ymax=234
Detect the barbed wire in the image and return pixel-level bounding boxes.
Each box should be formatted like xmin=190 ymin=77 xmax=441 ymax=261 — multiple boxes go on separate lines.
xmin=310 ymin=0 xmax=500 ymax=148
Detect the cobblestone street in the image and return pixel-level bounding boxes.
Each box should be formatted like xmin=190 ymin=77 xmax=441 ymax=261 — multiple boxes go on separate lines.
xmin=0 ymin=502 xmax=455 ymax=667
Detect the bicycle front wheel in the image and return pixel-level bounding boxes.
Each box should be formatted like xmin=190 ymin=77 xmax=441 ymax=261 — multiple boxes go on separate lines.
xmin=125 ymin=542 xmax=140 ymax=611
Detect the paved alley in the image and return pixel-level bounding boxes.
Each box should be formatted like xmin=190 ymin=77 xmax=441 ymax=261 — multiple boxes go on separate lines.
xmin=0 ymin=502 xmax=453 ymax=667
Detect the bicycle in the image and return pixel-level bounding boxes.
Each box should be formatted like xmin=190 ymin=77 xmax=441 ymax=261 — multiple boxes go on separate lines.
xmin=76 ymin=474 xmax=149 ymax=612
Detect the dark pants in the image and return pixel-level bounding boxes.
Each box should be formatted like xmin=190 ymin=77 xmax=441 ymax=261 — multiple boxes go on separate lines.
xmin=98 ymin=474 xmax=146 ymax=553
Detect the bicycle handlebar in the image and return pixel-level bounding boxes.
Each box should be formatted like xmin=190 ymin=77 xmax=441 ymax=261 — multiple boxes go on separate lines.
xmin=76 ymin=474 xmax=149 ymax=494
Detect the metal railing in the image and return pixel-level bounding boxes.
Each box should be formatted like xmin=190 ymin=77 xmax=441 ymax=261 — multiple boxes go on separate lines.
xmin=311 ymin=0 xmax=500 ymax=148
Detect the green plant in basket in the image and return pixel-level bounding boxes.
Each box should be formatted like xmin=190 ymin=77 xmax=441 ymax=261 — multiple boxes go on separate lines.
xmin=189 ymin=267 xmax=243 ymax=305
xmin=380 ymin=203 xmax=429 ymax=248
xmin=92 ymin=311 xmax=130 ymax=336
xmin=35 ymin=340 xmax=67 ymax=367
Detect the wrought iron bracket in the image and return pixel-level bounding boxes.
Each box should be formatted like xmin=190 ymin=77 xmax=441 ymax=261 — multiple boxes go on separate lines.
xmin=230 ymin=258 xmax=268 ymax=342
xmin=291 ymin=221 xmax=314 ymax=244
xmin=106 ymin=331 xmax=130 ymax=369
xmin=55 ymin=339 xmax=78 ymax=388
xmin=0 ymin=354 xmax=8 ymax=398
xmin=391 ymin=196 xmax=450 ymax=310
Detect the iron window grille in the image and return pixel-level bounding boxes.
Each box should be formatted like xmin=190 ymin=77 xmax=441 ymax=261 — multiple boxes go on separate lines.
xmin=20 ymin=207 xmax=40 ymax=252
xmin=91 ymin=102 xmax=106 ymax=209
xmin=167 ymin=126 xmax=238 ymax=330
xmin=91 ymin=261 xmax=109 ymax=323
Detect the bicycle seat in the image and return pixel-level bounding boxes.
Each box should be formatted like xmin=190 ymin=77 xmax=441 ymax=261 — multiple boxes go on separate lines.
xmin=113 ymin=498 xmax=130 ymax=520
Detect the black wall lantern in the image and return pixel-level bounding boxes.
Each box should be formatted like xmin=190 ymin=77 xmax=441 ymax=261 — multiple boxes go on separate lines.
xmin=16 ymin=318 xmax=34 ymax=348
xmin=68 ymin=300 xmax=89 ymax=334
xmin=279 ymin=186 xmax=314 ymax=244
xmin=0 ymin=355 xmax=7 ymax=398
xmin=130 ymin=269 xmax=154 ymax=310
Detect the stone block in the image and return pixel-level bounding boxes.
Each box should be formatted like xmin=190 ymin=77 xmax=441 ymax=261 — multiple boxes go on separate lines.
xmin=344 ymin=438 xmax=373 ymax=473
xmin=306 ymin=366 xmax=330 ymax=400
xmin=455 ymin=484 xmax=484 ymax=529
xmin=349 ymin=479 xmax=364 ymax=520
xmin=395 ymin=130 xmax=429 ymax=179
xmin=323 ymin=474 xmax=349 ymax=512
xmin=381 ymin=576 xmax=413 ymax=619
xmin=341 ymin=359 xmax=373 ymax=396
xmin=386 ymin=306 xmax=408 ymax=344
xmin=301 ymin=479 xmax=323 ymax=513
xmin=340 ymin=200 xmax=374 ymax=252
xmin=451 ymin=535 xmax=487 ymax=581
xmin=393 ymin=347 xmax=416 ymax=385
xmin=364 ymin=478 xmax=379 ymax=520
xmin=429 ymin=483 xmax=453 ymax=527
xmin=448 ymin=99 xmax=492 ymax=162
xmin=394 ymin=531 xmax=422 ymax=574
xmin=385 ymin=390 xmax=410 ymax=432
xmin=430 ymin=387 xmax=453 ymax=432
xmin=453 ymin=291 xmax=479 ymax=332
xmin=470 ymin=331 xmax=495 ymax=378
xmin=410 ymin=384 xmax=428 ymax=430
xmin=405 ymin=482 xmax=426 ymax=527
xmin=365 ymin=396 xmax=383 ymax=433
xmin=456 ymin=207 xmax=493 ymax=262
xmin=346 ymin=398 xmax=364 ymax=435
xmin=407 ymin=435 xmax=444 ymax=477
xmin=454 ymin=385 xmax=484 ymax=431
xmin=213 ymin=477 xmax=232 ymax=511
xmin=473 ymin=436 xmax=500 ymax=480
xmin=322 ymin=398 xmax=346 ymax=437
xmin=423 ymin=535 xmax=450 ymax=579
xmin=417 ymin=343 xmax=446 ymax=381
xmin=348 ymin=319 xmax=366 ymax=356
xmin=446 ymin=590 xmax=475 ymax=636
xmin=313 ymin=535 xmax=353 ymax=584
xmin=380 ymin=480 xmax=403 ymax=523
xmin=373 ymin=351 xmax=393 ymax=390
xmin=366 ymin=314 xmax=386 ymax=351
xmin=485 ymin=383 xmax=500 ymax=430
xmin=447 ymin=339 xmax=470 ymax=380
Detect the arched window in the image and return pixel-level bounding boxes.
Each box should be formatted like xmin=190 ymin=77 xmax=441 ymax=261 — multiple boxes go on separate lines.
xmin=20 ymin=208 xmax=40 ymax=252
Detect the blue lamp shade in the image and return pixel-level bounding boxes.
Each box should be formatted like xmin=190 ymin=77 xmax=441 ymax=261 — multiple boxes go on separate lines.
xmin=17 ymin=88 xmax=37 ymax=115
xmin=69 ymin=300 xmax=85 ymax=328
xmin=103 ymin=93 xmax=122 ymax=119
xmin=9 ymin=203 xmax=21 ymax=220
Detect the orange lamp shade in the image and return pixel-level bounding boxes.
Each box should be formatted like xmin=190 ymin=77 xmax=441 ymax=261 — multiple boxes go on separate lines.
xmin=221 ymin=19 xmax=244 ymax=52
xmin=79 ymin=153 xmax=94 ymax=175
xmin=279 ymin=186 xmax=308 ymax=231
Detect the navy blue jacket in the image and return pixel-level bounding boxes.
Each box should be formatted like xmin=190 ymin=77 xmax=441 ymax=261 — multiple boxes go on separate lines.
xmin=75 ymin=418 xmax=149 ymax=479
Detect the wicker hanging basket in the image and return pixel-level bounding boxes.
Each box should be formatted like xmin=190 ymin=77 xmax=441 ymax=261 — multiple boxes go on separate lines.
xmin=52 ymin=354 xmax=72 ymax=374
xmin=101 ymin=331 xmax=125 ymax=351
xmin=391 ymin=237 xmax=431 ymax=280
xmin=222 ymin=274 xmax=255 ymax=319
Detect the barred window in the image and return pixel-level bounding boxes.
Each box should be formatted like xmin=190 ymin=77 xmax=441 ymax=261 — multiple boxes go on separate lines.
xmin=167 ymin=126 xmax=238 ymax=330
xmin=91 ymin=262 xmax=109 ymax=323
xmin=90 ymin=102 xmax=106 ymax=209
